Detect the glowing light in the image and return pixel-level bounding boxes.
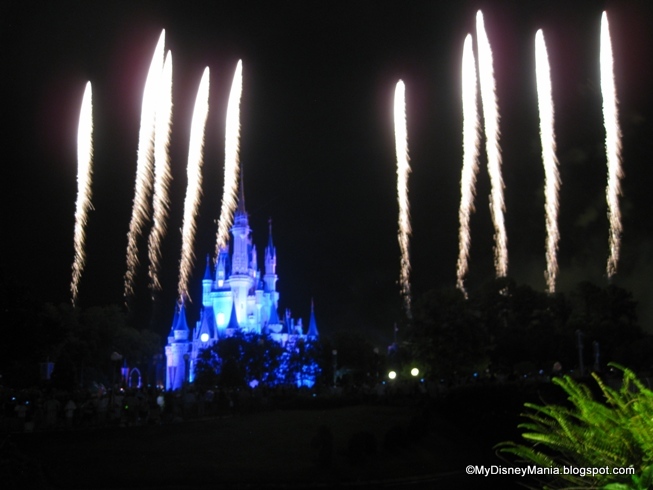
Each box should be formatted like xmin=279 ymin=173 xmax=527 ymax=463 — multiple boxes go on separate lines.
xmin=178 ymin=67 xmax=210 ymax=301
xmin=388 ymin=371 xmax=397 ymax=380
xmin=601 ymin=12 xmax=623 ymax=279
xmin=71 ymin=81 xmax=93 ymax=306
xmin=456 ymin=35 xmax=481 ymax=296
xmin=410 ymin=367 xmax=419 ymax=377
xmin=124 ymin=30 xmax=165 ymax=299
xmin=215 ymin=60 xmax=243 ymax=255
xmin=394 ymin=80 xmax=412 ymax=318
xmin=200 ymin=333 xmax=209 ymax=342
xmin=148 ymin=50 xmax=173 ymax=295
xmin=476 ymin=11 xmax=508 ymax=278
xmin=535 ymin=30 xmax=561 ymax=294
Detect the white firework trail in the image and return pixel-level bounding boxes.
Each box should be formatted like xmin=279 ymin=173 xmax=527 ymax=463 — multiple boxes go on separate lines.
xmin=535 ymin=30 xmax=561 ymax=294
xmin=601 ymin=12 xmax=623 ymax=279
xmin=394 ymin=80 xmax=412 ymax=318
xmin=476 ymin=11 xmax=508 ymax=278
xmin=178 ymin=67 xmax=210 ymax=301
xmin=215 ymin=60 xmax=243 ymax=256
xmin=71 ymin=81 xmax=94 ymax=306
xmin=124 ymin=30 xmax=165 ymax=299
xmin=456 ymin=35 xmax=481 ymax=296
xmin=148 ymin=50 xmax=174 ymax=294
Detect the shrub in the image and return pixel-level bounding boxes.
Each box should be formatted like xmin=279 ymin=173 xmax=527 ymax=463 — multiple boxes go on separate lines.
xmin=497 ymin=364 xmax=653 ymax=489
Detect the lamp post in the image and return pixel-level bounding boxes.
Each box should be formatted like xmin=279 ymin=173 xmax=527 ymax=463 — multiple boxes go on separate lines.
xmin=332 ymin=350 xmax=338 ymax=387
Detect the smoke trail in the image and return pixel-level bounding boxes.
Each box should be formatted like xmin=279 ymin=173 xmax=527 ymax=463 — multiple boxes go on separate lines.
xmin=456 ymin=35 xmax=481 ymax=296
xmin=535 ymin=30 xmax=561 ymax=294
xmin=476 ymin=11 xmax=508 ymax=278
xmin=394 ymin=80 xmax=412 ymax=318
xmin=178 ymin=67 xmax=210 ymax=300
xmin=71 ymin=81 xmax=93 ymax=306
xmin=215 ymin=60 xmax=243 ymax=256
xmin=601 ymin=12 xmax=623 ymax=279
xmin=124 ymin=30 xmax=165 ymax=299
xmin=148 ymin=50 xmax=174 ymax=294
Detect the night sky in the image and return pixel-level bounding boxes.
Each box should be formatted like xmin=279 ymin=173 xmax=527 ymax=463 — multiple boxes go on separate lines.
xmin=2 ymin=0 xmax=652 ymax=344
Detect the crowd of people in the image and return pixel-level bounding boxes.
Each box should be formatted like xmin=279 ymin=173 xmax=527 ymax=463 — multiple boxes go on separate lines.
xmin=0 ymin=376 xmax=437 ymax=433
xmin=0 ymin=385 xmax=254 ymax=433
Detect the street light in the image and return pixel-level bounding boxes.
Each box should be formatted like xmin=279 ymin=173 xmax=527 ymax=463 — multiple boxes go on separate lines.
xmin=388 ymin=370 xmax=397 ymax=380
xmin=410 ymin=367 xmax=419 ymax=377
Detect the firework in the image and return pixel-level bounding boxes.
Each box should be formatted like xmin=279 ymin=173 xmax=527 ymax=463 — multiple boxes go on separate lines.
xmin=535 ymin=30 xmax=561 ymax=293
xmin=124 ymin=30 xmax=165 ymax=299
xmin=456 ymin=34 xmax=481 ymax=296
xmin=394 ymin=80 xmax=412 ymax=317
xmin=148 ymin=50 xmax=174 ymax=294
xmin=215 ymin=60 xmax=243 ymax=256
xmin=178 ymin=67 xmax=210 ymax=300
xmin=476 ymin=11 xmax=508 ymax=278
xmin=71 ymin=81 xmax=93 ymax=306
xmin=601 ymin=12 xmax=623 ymax=279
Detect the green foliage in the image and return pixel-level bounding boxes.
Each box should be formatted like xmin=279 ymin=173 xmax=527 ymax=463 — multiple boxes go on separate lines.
xmin=407 ymin=287 xmax=489 ymax=378
xmin=195 ymin=332 xmax=323 ymax=389
xmin=498 ymin=364 xmax=653 ymax=489
xmin=407 ymin=279 xmax=650 ymax=378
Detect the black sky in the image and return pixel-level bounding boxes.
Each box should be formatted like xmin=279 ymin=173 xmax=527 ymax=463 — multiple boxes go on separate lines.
xmin=2 ymin=0 xmax=652 ymax=343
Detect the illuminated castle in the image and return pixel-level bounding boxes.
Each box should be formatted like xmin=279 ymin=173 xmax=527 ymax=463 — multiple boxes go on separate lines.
xmin=165 ymin=177 xmax=319 ymax=390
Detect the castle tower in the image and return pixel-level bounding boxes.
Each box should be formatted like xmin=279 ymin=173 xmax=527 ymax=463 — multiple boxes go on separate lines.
xmin=202 ymin=255 xmax=213 ymax=308
xmin=307 ymin=299 xmax=319 ymax=338
xmin=229 ymin=174 xmax=255 ymax=327
xmin=264 ymin=218 xmax=278 ymax=295
xmin=165 ymin=301 xmax=192 ymax=391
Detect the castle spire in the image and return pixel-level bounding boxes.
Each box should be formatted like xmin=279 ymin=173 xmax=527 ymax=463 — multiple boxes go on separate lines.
xmin=307 ymin=298 xmax=319 ymax=338
xmin=203 ymin=254 xmax=212 ymax=281
xmin=265 ymin=217 xmax=277 ymax=284
xmin=235 ymin=166 xmax=246 ymax=217
xmin=267 ymin=217 xmax=274 ymax=251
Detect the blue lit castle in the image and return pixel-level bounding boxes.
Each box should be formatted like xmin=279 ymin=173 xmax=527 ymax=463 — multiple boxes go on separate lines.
xmin=165 ymin=177 xmax=319 ymax=390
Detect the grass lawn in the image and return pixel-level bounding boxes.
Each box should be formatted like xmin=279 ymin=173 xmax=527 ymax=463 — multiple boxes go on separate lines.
xmin=9 ymin=403 xmax=454 ymax=488
xmin=8 ymin=386 xmax=545 ymax=489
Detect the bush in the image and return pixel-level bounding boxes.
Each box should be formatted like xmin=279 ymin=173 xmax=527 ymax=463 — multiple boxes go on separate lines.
xmin=497 ymin=364 xmax=653 ymax=489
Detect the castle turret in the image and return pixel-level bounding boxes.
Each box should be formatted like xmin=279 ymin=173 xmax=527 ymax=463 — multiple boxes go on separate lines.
xmin=165 ymin=301 xmax=193 ymax=391
xmin=307 ymin=299 xmax=319 ymax=338
xmin=264 ymin=219 xmax=278 ymax=294
xmin=229 ymin=173 xmax=255 ymax=326
xmin=202 ymin=255 xmax=213 ymax=307
xmin=215 ymin=246 xmax=229 ymax=289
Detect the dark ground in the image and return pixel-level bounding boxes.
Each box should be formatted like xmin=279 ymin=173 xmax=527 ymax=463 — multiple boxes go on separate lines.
xmin=3 ymin=383 xmax=564 ymax=489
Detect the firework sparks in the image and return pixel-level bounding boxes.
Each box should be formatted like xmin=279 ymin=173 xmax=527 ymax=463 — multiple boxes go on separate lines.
xmin=71 ymin=81 xmax=93 ymax=306
xmin=124 ymin=30 xmax=165 ymax=299
xmin=535 ymin=30 xmax=561 ymax=294
xmin=476 ymin=11 xmax=508 ymax=278
xmin=178 ymin=67 xmax=210 ymax=300
xmin=601 ymin=12 xmax=623 ymax=279
xmin=394 ymin=80 xmax=412 ymax=318
xmin=456 ymin=34 xmax=481 ymax=296
xmin=148 ymin=50 xmax=174 ymax=294
xmin=215 ymin=60 xmax=243 ymax=256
